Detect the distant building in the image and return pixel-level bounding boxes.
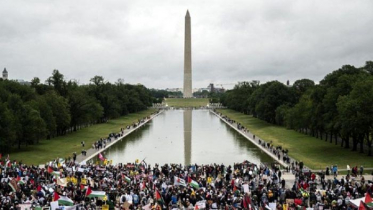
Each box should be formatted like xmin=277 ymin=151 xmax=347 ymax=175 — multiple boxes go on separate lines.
xmin=16 ymin=79 xmax=31 ymax=86
xmin=1 ymin=68 xmax=30 ymax=85
xmin=166 ymin=88 xmax=183 ymax=92
xmin=208 ymin=83 xmax=225 ymax=93
xmin=2 ymin=68 xmax=8 ymax=80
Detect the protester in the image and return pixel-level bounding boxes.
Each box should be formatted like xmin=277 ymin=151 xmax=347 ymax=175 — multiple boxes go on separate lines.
xmin=1 ymin=157 xmax=372 ymax=210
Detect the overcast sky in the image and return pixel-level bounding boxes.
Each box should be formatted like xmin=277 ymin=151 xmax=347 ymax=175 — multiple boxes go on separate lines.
xmin=1 ymin=1 xmax=373 ymax=89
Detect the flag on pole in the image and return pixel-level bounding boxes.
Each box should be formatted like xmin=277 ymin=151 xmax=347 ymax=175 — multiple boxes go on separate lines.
xmin=54 ymin=192 xmax=60 ymax=201
xmin=87 ymin=191 xmax=106 ymax=198
xmin=155 ymin=189 xmax=164 ymax=204
xmin=8 ymin=180 xmax=17 ymax=192
xmin=58 ymin=196 xmax=74 ymax=206
xmin=48 ymin=166 xmax=60 ymax=177
xmin=86 ymin=186 xmax=92 ymax=197
xmin=174 ymin=176 xmax=187 ymax=186
xmin=123 ymin=175 xmax=131 ymax=183
xmin=18 ymin=178 xmax=25 ymax=185
xmin=365 ymin=193 xmax=372 ymax=204
xmin=188 ymin=177 xmax=200 ymax=189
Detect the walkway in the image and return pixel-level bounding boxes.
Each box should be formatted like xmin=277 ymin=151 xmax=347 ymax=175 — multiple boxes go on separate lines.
xmin=211 ymin=110 xmax=373 ymax=173
xmin=76 ymin=110 xmax=163 ymax=164
xmin=211 ymin=110 xmax=295 ymax=168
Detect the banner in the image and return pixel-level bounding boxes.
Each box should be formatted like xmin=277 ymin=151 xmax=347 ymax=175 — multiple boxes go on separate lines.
xmin=57 ymin=178 xmax=67 ymax=187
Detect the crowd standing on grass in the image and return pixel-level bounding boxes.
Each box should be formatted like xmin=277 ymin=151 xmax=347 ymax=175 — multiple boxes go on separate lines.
xmin=0 ymin=154 xmax=373 ymax=210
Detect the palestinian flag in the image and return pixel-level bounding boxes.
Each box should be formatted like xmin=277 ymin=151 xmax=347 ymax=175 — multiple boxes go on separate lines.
xmin=47 ymin=166 xmax=60 ymax=177
xmin=359 ymin=200 xmax=373 ymax=210
xmin=155 ymin=190 xmax=164 ymax=204
xmin=8 ymin=180 xmax=17 ymax=192
xmin=87 ymin=191 xmax=106 ymax=198
xmin=54 ymin=192 xmax=60 ymax=201
xmin=18 ymin=179 xmax=26 ymax=185
xmin=86 ymin=186 xmax=92 ymax=197
xmin=188 ymin=177 xmax=200 ymax=189
xmin=365 ymin=193 xmax=373 ymax=208
xmin=58 ymin=195 xmax=74 ymax=206
xmin=123 ymin=175 xmax=131 ymax=183
xmin=233 ymin=185 xmax=240 ymax=196
xmin=174 ymin=176 xmax=187 ymax=187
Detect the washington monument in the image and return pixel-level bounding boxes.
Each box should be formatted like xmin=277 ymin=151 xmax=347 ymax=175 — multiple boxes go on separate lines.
xmin=183 ymin=10 xmax=192 ymax=98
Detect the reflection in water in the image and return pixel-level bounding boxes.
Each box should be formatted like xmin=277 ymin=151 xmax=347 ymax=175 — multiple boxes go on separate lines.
xmin=184 ymin=109 xmax=192 ymax=165
xmin=97 ymin=110 xmax=274 ymax=165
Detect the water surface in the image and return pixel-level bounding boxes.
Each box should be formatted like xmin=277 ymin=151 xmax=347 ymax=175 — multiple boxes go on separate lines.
xmin=99 ymin=110 xmax=273 ymax=165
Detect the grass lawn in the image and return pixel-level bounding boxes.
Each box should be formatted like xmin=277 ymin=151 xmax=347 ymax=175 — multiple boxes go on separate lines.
xmin=165 ymin=98 xmax=209 ymax=108
xmin=218 ymin=109 xmax=373 ymax=170
xmin=9 ymin=109 xmax=155 ymax=165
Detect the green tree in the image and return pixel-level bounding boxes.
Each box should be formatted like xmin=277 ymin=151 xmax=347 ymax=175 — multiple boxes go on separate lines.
xmin=337 ymin=77 xmax=373 ymax=155
xmin=0 ymin=103 xmax=16 ymax=153
xmin=44 ymin=91 xmax=71 ymax=135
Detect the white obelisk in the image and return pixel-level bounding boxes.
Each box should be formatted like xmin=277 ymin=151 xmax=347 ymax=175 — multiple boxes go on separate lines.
xmin=183 ymin=10 xmax=192 ymax=98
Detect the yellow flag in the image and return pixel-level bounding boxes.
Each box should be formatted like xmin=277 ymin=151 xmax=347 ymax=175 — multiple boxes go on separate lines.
xmin=283 ymin=204 xmax=288 ymax=210
xmin=135 ymin=159 xmax=139 ymax=164
xmin=104 ymin=159 xmax=108 ymax=165
xmin=81 ymin=178 xmax=87 ymax=185
xmin=71 ymin=177 xmax=77 ymax=185
xmin=207 ymin=177 xmax=212 ymax=184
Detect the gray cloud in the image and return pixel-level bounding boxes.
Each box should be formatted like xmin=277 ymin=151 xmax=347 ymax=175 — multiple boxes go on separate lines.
xmin=1 ymin=0 xmax=373 ymax=89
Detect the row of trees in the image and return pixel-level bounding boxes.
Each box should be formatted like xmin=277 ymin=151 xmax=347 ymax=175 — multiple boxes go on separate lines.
xmin=0 ymin=70 xmax=153 ymax=153
xmin=221 ymin=61 xmax=373 ymax=156
xmin=149 ymin=89 xmax=183 ymax=103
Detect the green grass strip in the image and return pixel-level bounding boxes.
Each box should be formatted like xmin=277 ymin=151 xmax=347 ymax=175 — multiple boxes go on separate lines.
xmin=9 ymin=109 xmax=155 ymax=165
xmin=218 ymin=109 xmax=373 ymax=170
xmin=165 ymin=98 xmax=209 ymax=108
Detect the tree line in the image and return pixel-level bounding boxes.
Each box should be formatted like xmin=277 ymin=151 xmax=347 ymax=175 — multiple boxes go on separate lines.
xmin=0 ymin=70 xmax=153 ymax=153
xmin=220 ymin=61 xmax=373 ymax=156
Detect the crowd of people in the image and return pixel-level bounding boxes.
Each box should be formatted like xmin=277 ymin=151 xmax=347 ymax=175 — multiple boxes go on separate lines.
xmin=0 ymin=156 xmax=372 ymax=210
xmin=1 ymin=110 xmax=372 ymax=210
